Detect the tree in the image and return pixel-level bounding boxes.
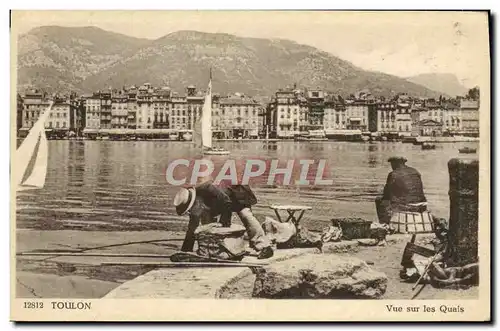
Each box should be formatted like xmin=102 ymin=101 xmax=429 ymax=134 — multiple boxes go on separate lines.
xmin=466 ymin=87 xmax=480 ymax=100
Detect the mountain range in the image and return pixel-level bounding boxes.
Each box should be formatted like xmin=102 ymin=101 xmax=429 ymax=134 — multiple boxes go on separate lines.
xmin=406 ymin=73 xmax=469 ymax=98
xmin=17 ymin=26 xmax=455 ymax=99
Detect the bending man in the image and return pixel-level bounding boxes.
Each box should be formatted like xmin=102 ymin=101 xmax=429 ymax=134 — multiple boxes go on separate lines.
xmin=173 ymin=180 xmax=273 ymax=259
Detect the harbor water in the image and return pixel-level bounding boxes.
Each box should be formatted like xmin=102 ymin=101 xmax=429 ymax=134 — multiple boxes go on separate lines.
xmin=15 ymin=140 xmax=479 ymax=233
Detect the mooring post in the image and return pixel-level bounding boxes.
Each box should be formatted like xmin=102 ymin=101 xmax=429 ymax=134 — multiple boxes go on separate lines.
xmin=447 ymin=157 xmax=479 ymax=266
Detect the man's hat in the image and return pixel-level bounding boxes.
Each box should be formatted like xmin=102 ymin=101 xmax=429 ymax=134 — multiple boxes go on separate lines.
xmin=173 ymin=187 xmax=196 ymax=216
xmin=387 ymin=156 xmax=407 ymax=163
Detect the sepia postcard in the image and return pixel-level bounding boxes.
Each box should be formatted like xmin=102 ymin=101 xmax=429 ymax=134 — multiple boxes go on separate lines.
xmin=10 ymin=10 xmax=491 ymax=322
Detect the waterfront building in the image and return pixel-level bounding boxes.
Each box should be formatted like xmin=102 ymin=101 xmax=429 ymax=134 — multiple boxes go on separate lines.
xmin=376 ymin=102 xmax=397 ymax=135
xmin=186 ymin=85 xmax=204 ymax=132
xmin=19 ymin=88 xmax=51 ymax=138
xmin=153 ymin=87 xmax=172 ymax=129
xmin=216 ymin=93 xmax=260 ymax=139
xmin=345 ymin=100 xmax=369 ymax=131
xmin=323 ymin=95 xmax=346 ymax=130
xmin=395 ymin=94 xmax=413 ymax=136
xmin=460 ymin=99 xmax=480 ymax=136
xmin=271 ymin=88 xmax=300 ymax=138
xmin=306 ymin=89 xmax=325 ymax=130
xmin=412 ymin=119 xmax=443 ymax=136
xmin=423 ymin=99 xmax=443 ymax=123
xmin=47 ymin=95 xmax=72 ymax=138
xmin=100 ymin=90 xmax=112 ymax=130
xmin=136 ymin=84 xmax=154 ymax=130
xmin=442 ymin=102 xmax=462 ymax=134
xmin=127 ymin=87 xmax=138 ymax=129
xmin=82 ymin=93 xmax=101 ymax=139
xmin=111 ymin=90 xmax=129 ymax=129
xmin=170 ymin=93 xmax=188 ymax=130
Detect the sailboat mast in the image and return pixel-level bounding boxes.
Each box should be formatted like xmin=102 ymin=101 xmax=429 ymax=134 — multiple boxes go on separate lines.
xmin=201 ymin=69 xmax=212 ymax=150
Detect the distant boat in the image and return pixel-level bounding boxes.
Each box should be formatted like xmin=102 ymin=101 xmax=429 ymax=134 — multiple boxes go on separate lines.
xmin=421 ymin=142 xmax=436 ymax=150
xmin=459 ymin=147 xmax=477 ymax=154
xmin=14 ymin=101 xmax=53 ymax=192
xmin=294 ymin=128 xmax=328 ymax=141
xmin=193 ymin=70 xmax=230 ymax=156
xmin=182 ymin=132 xmax=193 ymax=141
xmin=169 ymin=132 xmax=179 ymax=141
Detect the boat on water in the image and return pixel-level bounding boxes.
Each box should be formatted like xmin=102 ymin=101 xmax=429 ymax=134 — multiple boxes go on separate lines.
xmin=421 ymin=142 xmax=436 ymax=150
xmin=294 ymin=132 xmax=328 ymax=142
xmin=182 ymin=132 xmax=193 ymax=141
xmin=14 ymin=101 xmax=53 ymax=192
xmin=193 ymin=70 xmax=230 ymax=156
xmin=458 ymin=147 xmax=477 ymax=154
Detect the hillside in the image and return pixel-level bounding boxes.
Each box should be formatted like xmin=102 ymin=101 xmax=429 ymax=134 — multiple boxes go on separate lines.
xmin=406 ymin=73 xmax=468 ymax=98
xmin=17 ymin=26 xmax=150 ymax=92
xmin=17 ymin=27 xmax=442 ymax=98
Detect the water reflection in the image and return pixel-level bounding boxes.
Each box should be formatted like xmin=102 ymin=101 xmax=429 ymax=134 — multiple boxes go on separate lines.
xmin=16 ymin=140 xmax=479 ymax=232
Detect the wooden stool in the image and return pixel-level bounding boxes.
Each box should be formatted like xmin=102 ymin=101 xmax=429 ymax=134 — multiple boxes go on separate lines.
xmin=269 ymin=205 xmax=312 ymax=225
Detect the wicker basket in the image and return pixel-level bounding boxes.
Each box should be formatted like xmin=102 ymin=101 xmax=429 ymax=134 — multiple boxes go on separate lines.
xmin=194 ymin=223 xmax=247 ymax=260
xmin=332 ymin=218 xmax=373 ymax=240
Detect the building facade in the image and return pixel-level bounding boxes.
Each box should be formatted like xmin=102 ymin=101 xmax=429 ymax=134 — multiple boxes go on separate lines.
xmin=345 ymin=100 xmax=369 ymax=131
xmin=111 ymin=92 xmax=129 ymax=129
xmin=100 ymin=90 xmax=112 ymax=130
xmin=47 ymin=97 xmax=71 ymax=136
xmin=323 ymin=96 xmax=347 ymax=130
xmin=19 ymin=89 xmax=51 ymax=138
xmin=376 ymin=102 xmax=397 ymax=134
xmin=460 ymin=99 xmax=479 ymax=136
xmin=83 ymin=93 xmax=101 ymax=130
xmin=442 ymin=102 xmax=462 ymax=134
xmin=127 ymin=88 xmax=138 ymax=129
xmin=272 ymin=89 xmax=300 ymax=138
xmin=215 ymin=94 xmax=260 ymax=139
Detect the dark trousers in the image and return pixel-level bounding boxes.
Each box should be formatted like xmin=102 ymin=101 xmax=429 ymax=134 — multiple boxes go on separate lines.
xmin=375 ymin=196 xmax=392 ymax=224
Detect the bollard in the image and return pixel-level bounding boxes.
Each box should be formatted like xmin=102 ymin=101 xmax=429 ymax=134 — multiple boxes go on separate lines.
xmin=447 ymin=158 xmax=479 ymax=266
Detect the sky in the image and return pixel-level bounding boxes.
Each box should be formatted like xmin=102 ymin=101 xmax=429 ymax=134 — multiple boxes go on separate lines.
xmin=11 ymin=10 xmax=490 ymax=88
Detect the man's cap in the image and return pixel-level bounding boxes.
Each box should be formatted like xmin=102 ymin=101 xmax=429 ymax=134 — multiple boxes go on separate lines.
xmin=173 ymin=187 xmax=196 ymax=216
xmin=387 ymin=156 xmax=407 ymax=163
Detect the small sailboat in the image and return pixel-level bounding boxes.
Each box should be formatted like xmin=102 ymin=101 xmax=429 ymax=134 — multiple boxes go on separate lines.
xmin=458 ymin=146 xmax=477 ymax=154
xmin=14 ymin=101 xmax=53 ymax=192
xmin=193 ymin=70 xmax=230 ymax=156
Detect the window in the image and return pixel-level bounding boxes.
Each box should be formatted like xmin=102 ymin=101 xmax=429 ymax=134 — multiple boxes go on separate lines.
xmin=56 ymin=122 xmax=59 ymax=128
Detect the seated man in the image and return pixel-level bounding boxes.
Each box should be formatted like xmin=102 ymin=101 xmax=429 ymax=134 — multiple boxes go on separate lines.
xmin=173 ymin=180 xmax=273 ymax=259
xmin=376 ymin=156 xmax=427 ymax=224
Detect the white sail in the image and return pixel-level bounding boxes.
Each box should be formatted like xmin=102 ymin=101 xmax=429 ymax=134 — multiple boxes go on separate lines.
xmin=21 ymin=128 xmax=48 ymax=189
xmin=201 ymin=79 xmax=212 ymax=149
xmin=193 ymin=114 xmax=203 ymax=149
xmin=14 ymin=101 xmax=53 ymax=191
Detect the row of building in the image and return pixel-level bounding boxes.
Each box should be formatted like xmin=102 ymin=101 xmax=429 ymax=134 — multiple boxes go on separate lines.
xmin=16 ymin=84 xmax=480 ymax=140
xmin=266 ymin=87 xmax=479 ymax=138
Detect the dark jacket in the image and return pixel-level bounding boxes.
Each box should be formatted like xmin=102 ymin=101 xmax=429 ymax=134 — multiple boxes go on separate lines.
xmin=382 ymin=165 xmax=427 ymax=208
xmin=180 ymin=181 xmax=257 ymax=251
